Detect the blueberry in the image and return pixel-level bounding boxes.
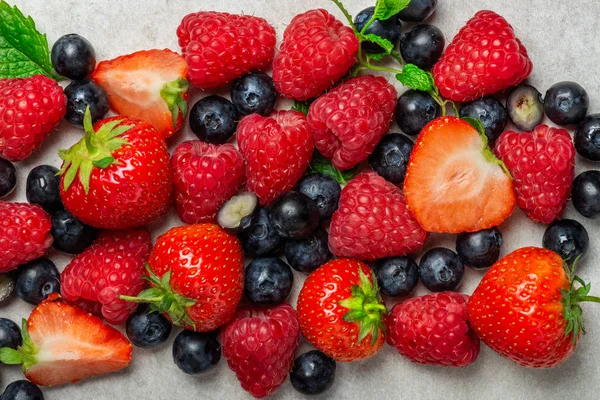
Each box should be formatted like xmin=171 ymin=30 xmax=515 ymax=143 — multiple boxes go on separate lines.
xmin=543 ymin=219 xmax=589 ymax=264
xmin=26 ymin=165 xmax=63 ymax=213
xmin=51 ymin=209 xmax=98 ymax=255
xmin=395 ymin=90 xmax=441 ymax=136
xmin=65 ymin=80 xmax=110 ymax=126
xmin=354 ymin=7 xmax=402 ymax=53
xmin=544 ymin=81 xmax=589 ymax=126
xmin=172 ymin=330 xmax=221 ymax=375
xmin=572 ymin=171 xmax=600 ymax=219
xmin=231 ymin=72 xmax=277 ymax=117
xmin=575 ymin=114 xmax=600 ymax=161
xmin=51 ymin=34 xmax=96 ymax=80
xmin=285 ymin=227 xmax=332 ymax=273
xmin=14 ymin=258 xmax=61 ymax=305
xmin=239 ymin=207 xmax=283 ymax=257
xmin=0 ymin=158 xmax=16 ymax=198
xmin=372 ymin=256 xmax=418 ymax=297
xmin=268 ymin=191 xmax=319 ymax=239
xmin=290 ymin=350 xmax=336 ymax=396
xmin=126 ymin=304 xmax=172 ymax=348
xmin=506 ymin=85 xmax=544 ymax=131
xmin=0 ymin=274 xmax=15 ymax=303
xmin=0 ymin=380 xmax=44 ymax=400
xmin=0 ymin=318 xmax=22 ymax=351
xmin=398 ymin=0 xmax=437 ymax=22
xmin=399 ymin=24 xmax=445 ymax=71
xmin=217 ymin=192 xmax=258 ymax=233
xmin=368 ymin=133 xmax=413 ymax=184
xmin=419 ymin=248 xmax=464 ymax=292
xmin=295 ymin=174 xmax=341 ymax=220
xmin=189 ymin=95 xmax=238 ymax=144
xmin=244 ymin=257 xmax=294 ymax=306
xmin=459 ymin=97 xmax=508 ymax=144
xmin=456 ymin=228 xmax=503 ymax=269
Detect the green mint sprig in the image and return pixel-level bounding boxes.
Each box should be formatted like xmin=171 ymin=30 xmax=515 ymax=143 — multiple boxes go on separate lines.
xmin=308 ymin=150 xmax=358 ymax=185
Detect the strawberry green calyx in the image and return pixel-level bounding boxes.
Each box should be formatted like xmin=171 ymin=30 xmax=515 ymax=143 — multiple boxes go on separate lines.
xmin=161 ymin=78 xmax=189 ymax=129
xmin=0 ymin=319 xmax=38 ymax=371
xmin=463 ymin=116 xmax=513 ymax=179
xmin=339 ymin=268 xmax=387 ymax=345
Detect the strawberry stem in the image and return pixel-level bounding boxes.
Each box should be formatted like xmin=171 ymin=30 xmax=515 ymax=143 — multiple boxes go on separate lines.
xmin=160 ymin=78 xmax=189 ymax=129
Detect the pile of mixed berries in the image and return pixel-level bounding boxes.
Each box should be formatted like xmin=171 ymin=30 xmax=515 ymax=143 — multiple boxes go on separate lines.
xmin=1 ymin=0 xmax=600 ymax=398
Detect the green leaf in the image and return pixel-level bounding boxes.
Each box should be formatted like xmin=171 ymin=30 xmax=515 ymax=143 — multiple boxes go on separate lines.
xmin=343 ymin=309 xmax=367 ymax=323
xmin=366 ymin=52 xmax=390 ymax=62
xmin=361 ymin=33 xmax=394 ymax=54
xmin=373 ymin=0 xmax=411 ymax=21
xmin=92 ymin=157 xmax=114 ymax=169
xmin=292 ymin=100 xmax=310 ymax=115
xmin=339 ymin=297 xmax=364 ymax=310
xmin=462 ymin=117 xmax=485 ymax=137
xmin=396 ymin=64 xmax=434 ymax=92
xmin=308 ymin=150 xmax=357 ymax=185
xmin=0 ymin=347 xmax=24 ymax=364
xmin=331 ymin=0 xmax=356 ymax=28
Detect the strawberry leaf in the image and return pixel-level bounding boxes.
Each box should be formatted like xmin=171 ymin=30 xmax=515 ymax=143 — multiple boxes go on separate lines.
xmin=396 ymin=64 xmax=434 ymax=92
xmin=308 ymin=150 xmax=357 ymax=185
xmin=373 ymin=0 xmax=411 ymax=21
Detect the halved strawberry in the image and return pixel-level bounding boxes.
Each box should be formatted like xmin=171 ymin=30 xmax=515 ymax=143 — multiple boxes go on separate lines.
xmin=0 ymin=293 xmax=132 ymax=386
xmin=404 ymin=117 xmax=516 ymax=233
xmin=93 ymin=49 xmax=189 ymax=139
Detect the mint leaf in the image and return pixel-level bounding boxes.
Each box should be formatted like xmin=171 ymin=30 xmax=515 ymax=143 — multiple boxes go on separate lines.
xmin=396 ymin=64 xmax=433 ymax=92
xmin=308 ymin=150 xmax=357 ymax=185
xmin=0 ymin=1 xmax=54 ymax=79
xmin=374 ymin=0 xmax=411 ymax=21
xmin=366 ymin=52 xmax=389 ymax=62
xmin=292 ymin=100 xmax=310 ymax=115
xmin=361 ymin=33 xmax=394 ymax=54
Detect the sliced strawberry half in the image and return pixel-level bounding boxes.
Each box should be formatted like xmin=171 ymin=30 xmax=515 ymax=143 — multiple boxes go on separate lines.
xmin=93 ymin=49 xmax=189 ymax=139
xmin=404 ymin=116 xmax=516 ymax=233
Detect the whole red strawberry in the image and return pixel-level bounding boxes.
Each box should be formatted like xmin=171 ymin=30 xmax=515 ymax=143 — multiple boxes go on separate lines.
xmin=0 ymin=75 xmax=66 ymax=161
xmin=387 ymin=292 xmax=480 ymax=367
xmin=177 ymin=12 xmax=276 ymax=89
xmin=122 ymin=224 xmax=244 ymax=331
xmin=297 ymin=259 xmax=387 ymax=362
xmin=433 ymin=10 xmax=533 ymax=102
xmin=308 ymin=75 xmax=397 ymax=170
xmin=172 ymin=141 xmax=245 ymax=224
xmin=58 ymin=108 xmax=173 ymax=230
xmin=221 ymin=305 xmax=300 ymax=398
xmin=273 ymin=9 xmax=358 ymax=101
xmin=329 ymin=172 xmax=427 ymax=260
xmin=60 ymin=229 xmax=152 ymax=325
xmin=0 ymin=202 xmax=53 ymax=273
xmin=494 ymin=125 xmax=575 ymax=223
xmin=237 ymin=110 xmax=313 ymax=205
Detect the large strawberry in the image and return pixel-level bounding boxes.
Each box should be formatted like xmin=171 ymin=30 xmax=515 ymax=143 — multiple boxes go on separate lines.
xmin=58 ymin=108 xmax=173 ymax=230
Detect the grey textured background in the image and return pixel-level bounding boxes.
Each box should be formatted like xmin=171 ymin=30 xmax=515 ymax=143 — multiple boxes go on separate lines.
xmin=2 ymin=0 xmax=600 ymax=399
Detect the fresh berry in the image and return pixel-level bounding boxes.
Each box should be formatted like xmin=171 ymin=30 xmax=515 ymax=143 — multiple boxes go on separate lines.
xmin=239 ymin=207 xmax=283 ymax=257
xmin=177 ymin=12 xmax=276 ymax=89
xmin=0 ymin=75 xmax=66 ymax=162
xmin=0 ymin=158 xmax=16 ymax=198
xmin=572 ymin=170 xmax=600 ymax=219
xmin=231 ymin=72 xmax=278 ymax=117
xmin=0 ymin=202 xmax=53 ymax=273
xmin=419 ymin=248 xmax=465 ymax=292
xmin=284 ymin=227 xmax=332 ymax=273
xmin=574 ymin=114 xmax=600 ymax=161
xmin=398 ymin=0 xmax=437 ymax=22
xmin=404 ymin=116 xmax=515 ymax=233
xmin=506 ymin=85 xmax=544 ymax=131
xmin=126 ymin=304 xmax=172 ymax=349
xmin=543 ymin=219 xmax=589 ymax=264
xmin=64 ymin=79 xmax=109 ymax=126
xmin=15 ymin=258 xmax=60 ymax=305
xmin=238 ymin=110 xmax=313 ymax=205
xmin=290 ymin=351 xmax=336 ymax=396
xmin=189 ymin=96 xmax=238 ymax=144
xmin=59 ymin=110 xmax=173 ymax=230
xmin=0 ymin=274 xmax=15 ymax=303
xmin=544 ymin=81 xmax=589 ymax=126
xmin=295 ymin=174 xmax=340 ymax=220
xmin=217 ymin=192 xmax=259 ymax=233
xmin=0 ymin=380 xmax=44 ymax=400
xmin=368 ymin=133 xmax=414 ymax=184
xmin=0 ymin=318 xmax=21 ymax=350
xmin=0 ymin=293 xmax=132 ymax=385
xmin=308 ymin=75 xmax=396 ymax=170
xmin=399 ymin=24 xmax=445 ymax=70
xmin=172 ymin=141 xmax=245 ymax=224
xmin=26 ymin=165 xmax=63 ymax=213
xmin=459 ymin=97 xmax=508 ymax=144
xmin=244 ymin=257 xmax=294 ymax=307
xmin=60 ymin=229 xmax=151 ymax=324
xmin=372 ymin=256 xmax=419 ymax=297
xmin=172 ymin=330 xmax=221 ymax=374
xmin=456 ymin=228 xmax=503 ymax=269
xmin=51 ymin=33 xmax=96 ymax=80
xmin=297 ymin=259 xmax=387 ymax=362
xmin=387 ymin=292 xmax=480 ymax=366
xmin=268 ymin=191 xmax=319 ymax=239
xmin=354 ymin=7 xmax=402 ymax=53
xmin=221 ymin=305 xmax=299 ymax=398
xmin=495 ymin=125 xmax=575 ymax=224
xmin=395 ymin=90 xmax=441 ymax=136
xmin=50 ymin=209 xmax=98 ymax=254
xmin=433 ymin=11 xmax=532 ymax=102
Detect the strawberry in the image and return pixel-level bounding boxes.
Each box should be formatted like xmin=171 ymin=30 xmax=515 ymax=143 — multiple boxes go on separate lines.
xmin=121 ymin=224 xmax=244 ymax=331
xmin=468 ymin=247 xmax=600 ymax=368
xmin=60 ymin=229 xmax=152 ymax=325
xmin=404 ymin=116 xmax=516 ymax=233
xmin=308 ymin=75 xmax=397 ymax=170
xmin=433 ymin=10 xmax=533 ymax=102
xmin=176 ymin=12 xmax=276 ymax=89
xmin=297 ymin=259 xmax=387 ymax=362
xmin=329 ymin=172 xmax=427 ymax=260
xmin=0 ymin=75 xmax=66 ymax=161
xmin=0 ymin=293 xmax=132 ymax=386
xmin=237 ymin=110 xmax=313 ymax=205
xmin=172 ymin=141 xmax=245 ymax=224
xmin=93 ymin=49 xmax=189 ymax=139
xmin=387 ymin=292 xmax=480 ymax=367
xmin=494 ymin=125 xmax=575 ymax=224
xmin=58 ymin=108 xmax=173 ymax=230
xmin=273 ymin=9 xmax=359 ymax=101
xmin=221 ymin=305 xmax=300 ymax=398
xmin=0 ymin=202 xmax=53 ymax=273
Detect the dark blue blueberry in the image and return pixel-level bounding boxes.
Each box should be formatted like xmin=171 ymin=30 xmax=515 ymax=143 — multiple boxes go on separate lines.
xmin=544 ymin=81 xmax=589 ymax=126
xmin=398 ymin=0 xmax=437 ymax=22
xmin=0 ymin=380 xmax=44 ymax=400
xmin=395 ymin=90 xmax=441 ymax=136
xmin=459 ymin=97 xmax=508 ymax=144
xmin=0 ymin=318 xmax=22 ymax=351
xmin=284 ymin=227 xmax=332 ymax=273
xmin=244 ymin=257 xmax=294 ymax=306
xmin=126 ymin=304 xmax=172 ymax=348
xmin=456 ymin=228 xmax=503 ymax=269
xmin=419 ymin=248 xmax=464 ymax=292
xmin=399 ymin=24 xmax=445 ymax=71
xmin=231 ymin=72 xmax=278 ymax=117
xmin=290 ymin=350 xmax=336 ymax=396
xmin=51 ymin=34 xmax=96 ymax=80
xmin=296 ymin=174 xmax=341 ymax=220
xmin=543 ymin=219 xmax=589 ymax=264
xmin=572 ymin=171 xmax=600 ymax=219
xmin=368 ymin=133 xmax=413 ymax=184
xmin=0 ymin=158 xmax=16 ymax=198
xmin=268 ymin=191 xmax=319 ymax=239
xmin=239 ymin=207 xmax=283 ymax=257
xmin=189 ymin=95 xmax=238 ymax=144
xmin=0 ymin=274 xmax=14 ymax=303
xmin=26 ymin=165 xmax=62 ymax=213
xmin=65 ymin=80 xmax=109 ymax=126
xmin=354 ymin=7 xmax=402 ymax=53
xmin=575 ymin=114 xmax=600 ymax=161
xmin=372 ymin=256 xmax=418 ymax=297
xmin=172 ymin=330 xmax=221 ymax=374
xmin=14 ymin=258 xmax=60 ymax=305
xmin=51 ymin=209 xmax=98 ymax=255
